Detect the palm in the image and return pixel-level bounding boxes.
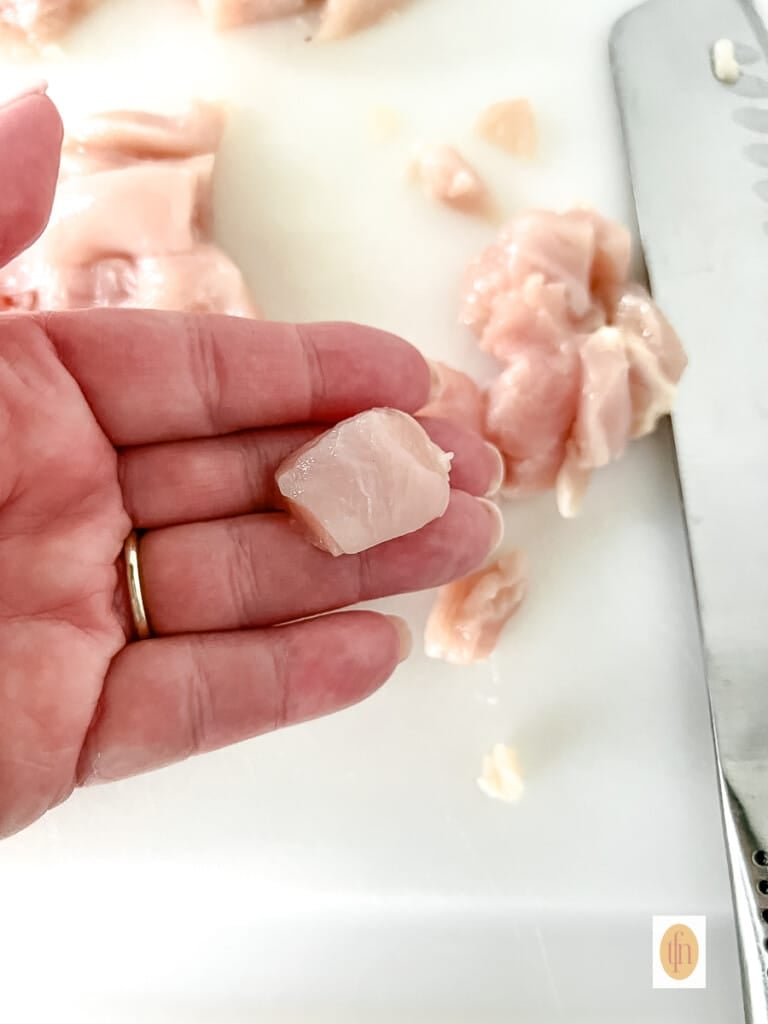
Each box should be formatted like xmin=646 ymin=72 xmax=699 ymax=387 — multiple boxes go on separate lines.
xmin=0 ymin=91 xmax=501 ymax=839
xmin=0 ymin=314 xmax=129 ymax=834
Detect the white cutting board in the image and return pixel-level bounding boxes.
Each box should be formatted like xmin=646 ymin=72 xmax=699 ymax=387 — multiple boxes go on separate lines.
xmin=0 ymin=1 xmax=745 ymax=1020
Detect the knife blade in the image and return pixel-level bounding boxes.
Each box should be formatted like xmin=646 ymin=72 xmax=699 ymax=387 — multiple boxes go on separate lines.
xmin=610 ymin=0 xmax=768 ymax=1019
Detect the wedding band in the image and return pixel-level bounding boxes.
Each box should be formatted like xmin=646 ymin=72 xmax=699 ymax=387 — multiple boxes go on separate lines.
xmin=123 ymin=530 xmax=152 ymax=640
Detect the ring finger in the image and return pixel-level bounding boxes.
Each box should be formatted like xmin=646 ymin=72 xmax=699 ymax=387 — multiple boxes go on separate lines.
xmin=136 ymin=490 xmax=503 ymax=635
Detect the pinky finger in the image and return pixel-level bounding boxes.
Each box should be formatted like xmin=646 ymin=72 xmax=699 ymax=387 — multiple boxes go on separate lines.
xmin=76 ymin=611 xmax=411 ymax=786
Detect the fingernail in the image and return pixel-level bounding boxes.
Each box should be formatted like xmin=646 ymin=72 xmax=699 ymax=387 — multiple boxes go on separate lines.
xmin=384 ymin=614 xmax=413 ymax=663
xmin=477 ymin=497 xmax=505 ymax=555
xmin=0 ymin=80 xmax=48 ymax=110
xmin=483 ymin=442 xmax=505 ymax=498
xmin=426 ymin=359 xmax=444 ymax=403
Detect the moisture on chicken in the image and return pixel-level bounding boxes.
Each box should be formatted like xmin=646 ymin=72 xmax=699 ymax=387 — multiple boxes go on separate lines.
xmin=424 ymin=550 xmax=528 ymax=665
xmin=0 ymin=102 xmax=258 ymax=317
xmin=460 ymin=207 xmax=687 ymax=513
xmin=410 ymin=144 xmax=488 ymax=215
xmin=275 ymin=408 xmax=453 ymax=556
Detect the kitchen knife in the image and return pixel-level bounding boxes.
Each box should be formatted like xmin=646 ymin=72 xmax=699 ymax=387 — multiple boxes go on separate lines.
xmin=611 ymin=0 xmax=768 ymax=1020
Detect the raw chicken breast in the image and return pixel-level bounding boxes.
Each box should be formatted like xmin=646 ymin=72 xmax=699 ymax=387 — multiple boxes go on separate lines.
xmin=461 ymin=208 xmax=630 ymax=335
xmin=476 ymin=274 xmax=600 ymax=365
xmin=459 ymin=206 xmax=684 ymax=513
xmin=0 ymin=0 xmax=99 ymax=45
xmin=410 ymin=144 xmax=487 ymax=215
xmin=424 ymin=550 xmax=528 ymax=664
xmin=485 ymin=344 xmax=580 ymax=495
xmin=275 ymin=408 xmax=452 ymax=556
xmin=1 ymin=249 xmax=254 ymax=314
xmin=418 ymin=361 xmax=485 ymax=435
xmin=316 ymin=0 xmax=403 ymax=40
xmin=0 ymin=103 xmax=258 ymax=317
xmin=476 ymin=99 xmax=537 ymax=159
xmin=613 ymin=283 xmax=688 ymax=438
xmin=567 ymin=328 xmax=631 ymax=470
xmin=44 ymin=157 xmax=214 ymax=266
xmin=555 ymin=328 xmax=631 ymax=517
xmin=574 ymin=208 xmax=633 ymax=309
xmin=198 ymin=0 xmax=309 ymax=29
xmin=63 ymin=103 xmax=225 ymax=160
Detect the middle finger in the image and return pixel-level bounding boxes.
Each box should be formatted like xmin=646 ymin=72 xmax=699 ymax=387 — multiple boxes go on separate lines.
xmin=118 ymin=418 xmax=505 ymax=527
xmin=138 ymin=490 xmax=503 ymax=635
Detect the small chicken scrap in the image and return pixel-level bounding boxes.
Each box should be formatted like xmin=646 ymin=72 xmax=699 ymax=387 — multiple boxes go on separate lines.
xmin=461 ymin=207 xmax=687 ymax=515
xmin=410 ymin=144 xmax=488 ymax=215
xmin=275 ymin=408 xmax=452 ymax=556
xmin=476 ymin=99 xmax=537 ymax=159
xmin=0 ymin=101 xmax=258 ymax=316
xmin=424 ymin=550 xmax=528 ymax=665
xmin=0 ymin=0 xmax=99 ymax=46
xmin=477 ymin=744 xmax=524 ymax=804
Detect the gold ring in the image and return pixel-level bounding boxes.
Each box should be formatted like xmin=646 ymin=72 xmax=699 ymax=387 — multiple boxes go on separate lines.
xmin=123 ymin=530 xmax=151 ymax=640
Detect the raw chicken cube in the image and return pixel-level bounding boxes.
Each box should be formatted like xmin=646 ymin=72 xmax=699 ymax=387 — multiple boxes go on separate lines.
xmin=614 ymin=283 xmax=688 ymax=438
xmin=418 ymin=361 xmax=485 ymax=435
xmin=43 ymin=156 xmax=215 ymax=266
xmin=124 ymin=248 xmax=259 ymax=316
xmin=410 ymin=143 xmax=487 ymax=214
xmin=316 ymin=0 xmax=404 ymax=40
xmin=63 ymin=102 xmax=226 ymax=161
xmin=0 ymin=102 xmax=258 ymax=317
xmin=424 ymin=550 xmax=528 ymax=664
xmin=485 ymin=342 xmax=580 ymax=495
xmin=461 ymin=208 xmax=629 ymax=336
xmin=475 ymin=274 xmax=599 ymax=365
xmin=568 ymin=327 xmax=632 ymax=470
xmin=574 ymin=209 xmax=633 ymax=310
xmin=198 ymin=0 xmax=309 ymax=29
xmin=555 ymin=327 xmax=631 ymax=517
xmin=275 ymin=408 xmax=452 ymax=556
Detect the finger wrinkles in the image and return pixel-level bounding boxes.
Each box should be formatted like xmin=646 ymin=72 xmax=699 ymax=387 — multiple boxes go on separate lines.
xmin=185 ymin=313 xmax=225 ymax=435
xmin=296 ymin=322 xmax=330 ymax=418
xmin=138 ymin=492 xmax=493 ymax=635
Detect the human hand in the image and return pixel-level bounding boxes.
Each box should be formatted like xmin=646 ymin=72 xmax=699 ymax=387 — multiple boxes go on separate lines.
xmin=0 ymin=89 xmax=504 ymax=838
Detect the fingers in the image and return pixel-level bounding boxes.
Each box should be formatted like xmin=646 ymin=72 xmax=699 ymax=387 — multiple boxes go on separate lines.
xmin=76 ymin=611 xmax=408 ymax=785
xmin=42 ymin=312 xmax=431 ymax=446
xmin=139 ymin=490 xmax=502 ymax=634
xmin=0 ymin=91 xmax=63 ymax=266
xmin=118 ymin=418 xmax=504 ymax=528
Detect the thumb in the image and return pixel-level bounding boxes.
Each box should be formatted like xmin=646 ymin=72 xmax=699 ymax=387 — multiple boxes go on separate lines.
xmin=0 ymin=85 xmax=63 ymax=267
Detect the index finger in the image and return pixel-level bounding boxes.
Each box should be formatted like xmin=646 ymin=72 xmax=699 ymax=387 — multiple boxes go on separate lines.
xmin=42 ymin=310 xmax=432 ymax=445
xmin=0 ymin=90 xmax=63 ymax=266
